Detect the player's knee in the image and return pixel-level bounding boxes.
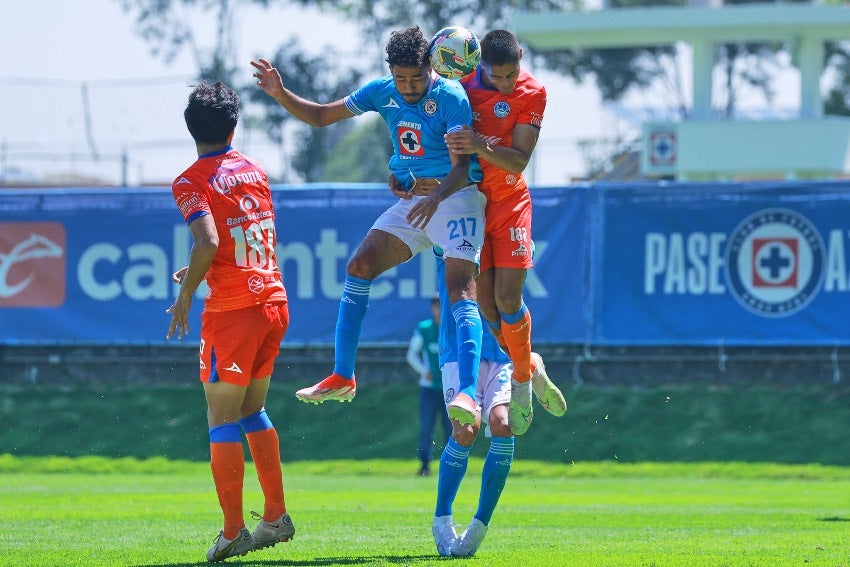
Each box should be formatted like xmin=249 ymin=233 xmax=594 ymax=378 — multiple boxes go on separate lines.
xmin=489 ymin=412 xmax=511 ymax=437
xmin=346 ymin=254 xmax=377 ymax=279
xmin=452 ymin=425 xmax=477 ymax=446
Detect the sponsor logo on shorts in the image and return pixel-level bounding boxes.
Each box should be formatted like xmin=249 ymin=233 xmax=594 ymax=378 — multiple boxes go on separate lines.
xmin=0 ymin=222 xmax=66 ymax=307
xmin=455 ymin=239 xmax=476 ymax=254
xmin=224 ymin=361 xmax=243 ymax=373
xmin=512 ymin=243 xmax=529 ymax=257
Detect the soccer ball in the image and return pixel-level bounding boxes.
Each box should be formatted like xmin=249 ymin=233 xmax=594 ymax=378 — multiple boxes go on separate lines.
xmin=429 ymin=26 xmax=481 ymax=80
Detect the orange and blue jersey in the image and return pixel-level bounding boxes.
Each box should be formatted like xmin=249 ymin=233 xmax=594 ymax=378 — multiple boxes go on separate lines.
xmin=344 ymin=72 xmax=482 ymax=191
xmin=461 ymin=68 xmax=546 ymax=202
xmin=171 ymin=146 xmax=286 ymax=312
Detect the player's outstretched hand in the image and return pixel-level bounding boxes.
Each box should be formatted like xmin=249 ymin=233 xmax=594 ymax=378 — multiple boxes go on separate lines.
xmin=251 ymin=58 xmax=284 ymax=98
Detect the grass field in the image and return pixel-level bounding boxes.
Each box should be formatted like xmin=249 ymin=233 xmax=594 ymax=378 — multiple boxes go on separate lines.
xmin=2 ymin=456 xmax=850 ymax=566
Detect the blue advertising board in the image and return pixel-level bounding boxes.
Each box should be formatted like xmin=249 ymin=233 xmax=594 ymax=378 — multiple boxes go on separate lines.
xmin=596 ymin=181 xmax=850 ymax=345
xmin=0 ymin=185 xmax=586 ymax=345
xmin=3 ymin=180 xmax=850 ymax=347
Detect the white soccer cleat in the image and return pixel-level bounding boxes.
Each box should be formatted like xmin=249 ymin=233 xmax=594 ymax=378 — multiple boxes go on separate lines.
xmin=508 ymin=377 xmax=533 ymax=436
xmin=295 ymin=373 xmax=356 ymax=404
xmin=431 ymin=515 xmax=457 ymax=557
xmin=530 ymin=352 xmax=567 ymax=417
xmin=206 ymin=527 xmax=254 ymax=562
xmin=251 ymin=511 xmax=295 ymax=550
xmin=451 ymin=518 xmax=488 ymax=557
xmin=447 ymin=392 xmax=480 ymax=426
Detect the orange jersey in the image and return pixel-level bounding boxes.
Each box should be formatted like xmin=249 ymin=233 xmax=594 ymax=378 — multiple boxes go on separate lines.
xmin=461 ymin=69 xmax=546 ymax=202
xmin=172 ymin=147 xmax=286 ymax=312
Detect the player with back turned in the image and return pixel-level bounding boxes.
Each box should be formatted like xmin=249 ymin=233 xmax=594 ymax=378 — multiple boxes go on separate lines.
xmin=166 ymin=81 xmax=295 ymax=562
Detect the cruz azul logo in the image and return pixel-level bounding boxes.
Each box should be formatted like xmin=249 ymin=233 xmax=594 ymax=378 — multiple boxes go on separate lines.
xmin=725 ymin=209 xmax=824 ymax=317
xmin=0 ymin=222 xmax=66 ymax=307
xmin=726 ymin=209 xmax=824 ymax=317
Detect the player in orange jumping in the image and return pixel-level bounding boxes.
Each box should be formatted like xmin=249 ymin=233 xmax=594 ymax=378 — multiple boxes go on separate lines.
xmin=167 ymin=81 xmax=294 ymax=562
xmin=444 ymin=30 xmax=566 ymax=435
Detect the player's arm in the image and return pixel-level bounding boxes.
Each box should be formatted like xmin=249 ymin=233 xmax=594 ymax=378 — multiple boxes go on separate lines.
xmin=251 ymin=58 xmax=354 ymax=127
xmin=166 ymin=214 xmax=218 ymax=339
xmin=446 ymin=123 xmax=540 ymax=175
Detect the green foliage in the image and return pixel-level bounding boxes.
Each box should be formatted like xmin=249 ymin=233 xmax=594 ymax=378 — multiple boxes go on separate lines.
xmin=2 ymin=457 xmax=850 ymax=566
xmin=323 ymin=116 xmax=394 ymax=182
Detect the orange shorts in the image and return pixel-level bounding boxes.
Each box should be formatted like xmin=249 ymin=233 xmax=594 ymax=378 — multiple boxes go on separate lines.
xmin=480 ymin=189 xmax=533 ymax=272
xmin=199 ymin=301 xmax=289 ymax=387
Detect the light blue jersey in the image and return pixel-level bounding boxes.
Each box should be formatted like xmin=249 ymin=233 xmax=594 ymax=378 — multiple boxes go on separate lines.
xmin=435 ymin=249 xmax=510 ymax=368
xmin=344 ymin=73 xmax=482 ymax=191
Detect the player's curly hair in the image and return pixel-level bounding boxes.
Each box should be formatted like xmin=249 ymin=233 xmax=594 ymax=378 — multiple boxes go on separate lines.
xmin=184 ymin=81 xmax=239 ymax=145
xmin=481 ymin=30 xmax=521 ymax=67
xmin=385 ymin=26 xmax=429 ymax=68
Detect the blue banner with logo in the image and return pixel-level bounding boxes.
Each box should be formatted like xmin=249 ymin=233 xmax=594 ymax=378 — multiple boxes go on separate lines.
xmin=595 ymin=181 xmax=850 ymax=345
xmin=0 ymin=186 xmax=585 ymax=345
xmin=3 ymin=181 xmax=850 ymax=346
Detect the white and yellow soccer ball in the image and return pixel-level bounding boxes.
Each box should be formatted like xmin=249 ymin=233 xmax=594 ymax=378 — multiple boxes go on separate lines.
xmin=429 ymin=26 xmax=481 ymax=80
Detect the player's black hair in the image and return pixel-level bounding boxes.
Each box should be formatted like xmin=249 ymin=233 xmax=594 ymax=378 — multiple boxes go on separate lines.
xmin=385 ymin=26 xmax=430 ymax=68
xmin=480 ymin=29 xmax=521 ymax=67
xmin=184 ymin=81 xmax=240 ymax=145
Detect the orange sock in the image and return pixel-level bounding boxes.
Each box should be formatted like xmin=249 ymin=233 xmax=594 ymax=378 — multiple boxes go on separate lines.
xmin=502 ymin=309 xmax=532 ymax=382
xmin=210 ymin=441 xmax=245 ymax=539
xmin=245 ymin=428 xmax=286 ymax=520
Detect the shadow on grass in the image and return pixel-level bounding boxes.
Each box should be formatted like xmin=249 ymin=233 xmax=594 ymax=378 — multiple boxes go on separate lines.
xmin=136 ymin=554 xmax=448 ymax=567
xmin=818 ymin=516 xmax=850 ymax=522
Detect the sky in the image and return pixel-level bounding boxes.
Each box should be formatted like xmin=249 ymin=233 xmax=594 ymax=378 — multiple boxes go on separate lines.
xmin=0 ymin=1 xmax=803 ymax=187
xmin=0 ymin=0 xmax=627 ymax=187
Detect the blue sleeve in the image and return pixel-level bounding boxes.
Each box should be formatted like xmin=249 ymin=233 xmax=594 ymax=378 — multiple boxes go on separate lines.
xmin=343 ymin=77 xmax=383 ymax=116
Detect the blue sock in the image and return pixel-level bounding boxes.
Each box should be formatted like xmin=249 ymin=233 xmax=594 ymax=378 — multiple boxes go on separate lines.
xmin=452 ymin=299 xmax=482 ymax=399
xmin=333 ymin=275 xmax=371 ymax=379
xmin=435 ymin=437 xmax=470 ymax=517
xmin=500 ymin=302 xmax=528 ymax=325
xmin=475 ymin=436 xmax=514 ymax=525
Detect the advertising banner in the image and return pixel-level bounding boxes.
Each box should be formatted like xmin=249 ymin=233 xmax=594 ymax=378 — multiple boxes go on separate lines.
xmin=0 ymin=186 xmax=586 ymax=345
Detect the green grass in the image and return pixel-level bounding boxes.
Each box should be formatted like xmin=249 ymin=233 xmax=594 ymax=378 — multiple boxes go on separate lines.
xmin=2 ymin=456 xmax=850 ymax=566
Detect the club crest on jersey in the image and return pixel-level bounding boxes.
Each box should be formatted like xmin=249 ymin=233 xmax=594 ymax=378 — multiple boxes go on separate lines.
xmin=493 ymin=101 xmax=510 ymax=118
xmin=398 ymin=127 xmax=424 ymax=157
xmin=423 ymin=98 xmax=437 ymax=116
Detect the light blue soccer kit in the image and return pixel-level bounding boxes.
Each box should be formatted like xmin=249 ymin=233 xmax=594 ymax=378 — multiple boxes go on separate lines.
xmin=433 ymin=250 xmax=514 ymax=528
xmin=331 ymin=73 xmax=485 ymax=401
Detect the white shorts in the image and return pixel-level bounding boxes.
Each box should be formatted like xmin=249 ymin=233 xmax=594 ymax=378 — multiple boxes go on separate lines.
xmin=370 ymin=184 xmax=486 ymax=264
xmin=441 ymin=359 xmax=512 ymax=436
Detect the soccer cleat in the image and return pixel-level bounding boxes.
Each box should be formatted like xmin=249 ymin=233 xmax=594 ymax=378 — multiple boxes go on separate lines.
xmin=206 ymin=527 xmax=254 ymax=562
xmin=447 ymin=392 xmax=479 ymax=426
xmin=451 ymin=518 xmax=488 ymax=557
xmin=530 ymin=352 xmax=567 ymax=417
xmin=431 ymin=515 xmax=457 ymax=557
xmin=251 ymin=511 xmax=295 ymax=550
xmin=509 ymin=377 xmax=533 ymax=436
xmin=295 ymin=373 xmax=356 ymax=404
